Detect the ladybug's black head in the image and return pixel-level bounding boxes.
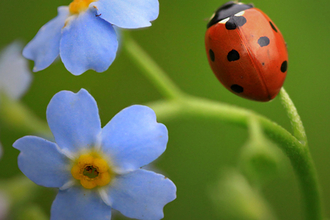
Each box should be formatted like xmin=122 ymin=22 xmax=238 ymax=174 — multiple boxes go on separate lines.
xmin=207 ymin=1 xmax=253 ymax=28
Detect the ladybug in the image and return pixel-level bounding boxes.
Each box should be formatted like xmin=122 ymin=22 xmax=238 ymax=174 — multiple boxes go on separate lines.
xmin=205 ymin=1 xmax=288 ymax=101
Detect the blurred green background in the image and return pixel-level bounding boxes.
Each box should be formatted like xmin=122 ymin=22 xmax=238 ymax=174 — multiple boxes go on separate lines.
xmin=1 ymin=0 xmax=330 ymax=219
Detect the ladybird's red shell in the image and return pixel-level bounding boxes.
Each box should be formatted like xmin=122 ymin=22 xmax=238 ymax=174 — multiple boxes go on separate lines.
xmin=205 ymin=4 xmax=288 ymax=102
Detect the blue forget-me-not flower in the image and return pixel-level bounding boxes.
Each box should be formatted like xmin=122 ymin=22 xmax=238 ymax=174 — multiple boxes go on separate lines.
xmin=13 ymin=89 xmax=176 ymax=220
xmin=0 ymin=41 xmax=32 ymax=158
xmin=0 ymin=42 xmax=32 ymax=101
xmin=23 ymin=0 xmax=159 ymax=75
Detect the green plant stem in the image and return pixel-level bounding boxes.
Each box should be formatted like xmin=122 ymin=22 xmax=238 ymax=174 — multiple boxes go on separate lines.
xmin=0 ymin=94 xmax=52 ymax=138
xmin=278 ymin=88 xmax=320 ymax=219
xmin=247 ymin=116 xmax=263 ymax=141
xmin=280 ymin=88 xmax=308 ymax=146
xmin=123 ymin=34 xmax=185 ymax=100
xmin=124 ymin=35 xmax=322 ymax=220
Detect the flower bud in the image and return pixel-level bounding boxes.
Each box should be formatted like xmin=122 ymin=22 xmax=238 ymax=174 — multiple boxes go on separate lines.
xmin=210 ymin=169 xmax=277 ymax=220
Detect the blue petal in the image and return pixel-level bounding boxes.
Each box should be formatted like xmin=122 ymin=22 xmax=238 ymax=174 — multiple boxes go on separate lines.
xmin=91 ymin=0 xmax=159 ymax=29
xmin=51 ymin=187 xmax=111 ymax=220
xmin=107 ymin=169 xmax=176 ymax=220
xmin=101 ymin=105 xmax=168 ymax=173
xmin=23 ymin=7 xmax=69 ymax=72
xmin=13 ymin=136 xmax=71 ymax=188
xmin=46 ymin=89 xmax=101 ymax=153
xmin=0 ymin=41 xmax=32 ymax=100
xmin=60 ymin=8 xmax=118 ymax=75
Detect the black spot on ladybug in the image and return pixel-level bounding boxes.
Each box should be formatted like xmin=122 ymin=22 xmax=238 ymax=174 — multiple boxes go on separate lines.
xmin=262 ymin=62 xmax=265 ymax=66
xmin=225 ymin=16 xmax=247 ymax=30
xmin=231 ymin=84 xmax=244 ymax=93
xmin=225 ymin=19 xmax=237 ymax=30
xmin=227 ymin=50 xmax=240 ymax=61
xmin=269 ymin=21 xmax=277 ymax=32
xmin=281 ymin=61 xmax=288 ymax=72
xmin=258 ymin=36 xmax=270 ymax=47
xmin=209 ymin=49 xmax=215 ymax=61
xmin=235 ymin=16 xmax=247 ymax=27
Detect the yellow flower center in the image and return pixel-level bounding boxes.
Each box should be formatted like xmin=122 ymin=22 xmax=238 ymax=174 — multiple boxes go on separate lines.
xmin=71 ymin=152 xmax=113 ymax=189
xmin=69 ymin=0 xmax=98 ymax=14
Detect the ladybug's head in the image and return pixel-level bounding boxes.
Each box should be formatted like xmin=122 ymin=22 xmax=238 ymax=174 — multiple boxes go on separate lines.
xmin=207 ymin=1 xmax=253 ymax=28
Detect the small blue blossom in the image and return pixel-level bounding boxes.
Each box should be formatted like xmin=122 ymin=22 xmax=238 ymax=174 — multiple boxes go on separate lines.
xmin=0 ymin=41 xmax=32 ymax=158
xmin=13 ymin=89 xmax=176 ymax=220
xmin=23 ymin=0 xmax=159 ymax=75
xmin=0 ymin=42 xmax=32 ymax=100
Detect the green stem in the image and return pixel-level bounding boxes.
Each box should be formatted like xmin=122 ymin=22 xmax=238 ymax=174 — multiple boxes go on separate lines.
xmin=278 ymin=88 xmax=320 ymax=219
xmin=0 ymin=94 xmax=52 ymax=138
xmin=126 ymin=36 xmax=323 ymax=220
xmin=247 ymin=116 xmax=263 ymax=141
xmin=280 ymin=88 xmax=308 ymax=146
xmin=123 ymin=34 xmax=184 ymax=100
xmin=148 ymin=97 xmax=322 ymax=220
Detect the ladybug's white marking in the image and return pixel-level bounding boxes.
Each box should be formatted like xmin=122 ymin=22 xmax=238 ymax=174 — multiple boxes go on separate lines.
xmin=219 ymin=17 xmax=230 ymax=24
xmin=234 ymin=11 xmax=245 ymax=17
xmin=209 ymin=13 xmax=215 ymax=21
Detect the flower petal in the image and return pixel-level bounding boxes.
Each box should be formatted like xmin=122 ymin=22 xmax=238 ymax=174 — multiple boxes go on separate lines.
xmin=51 ymin=187 xmax=111 ymax=220
xmin=91 ymin=0 xmax=159 ymax=29
xmin=101 ymin=105 xmax=168 ymax=173
xmin=46 ymin=89 xmax=101 ymax=153
xmin=23 ymin=7 xmax=69 ymax=72
xmin=107 ymin=169 xmax=176 ymax=220
xmin=60 ymin=8 xmax=118 ymax=75
xmin=13 ymin=136 xmax=71 ymax=188
xmin=0 ymin=42 xmax=32 ymax=100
